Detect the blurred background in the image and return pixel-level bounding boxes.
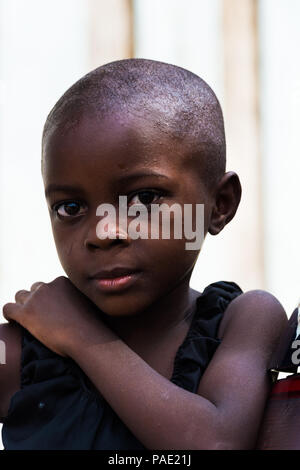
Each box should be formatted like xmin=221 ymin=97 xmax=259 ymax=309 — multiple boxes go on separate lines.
xmin=0 ymin=0 xmax=299 ymax=320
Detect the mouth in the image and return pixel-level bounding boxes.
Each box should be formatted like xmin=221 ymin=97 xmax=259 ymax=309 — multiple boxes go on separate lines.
xmin=89 ymin=267 xmax=142 ymax=292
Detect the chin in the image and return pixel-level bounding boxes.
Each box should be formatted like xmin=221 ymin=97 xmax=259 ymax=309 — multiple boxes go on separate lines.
xmin=91 ymin=294 xmax=148 ymax=318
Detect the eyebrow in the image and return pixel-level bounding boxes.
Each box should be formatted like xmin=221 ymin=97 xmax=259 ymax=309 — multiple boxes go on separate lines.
xmin=45 ymin=184 xmax=84 ymax=198
xmin=45 ymin=172 xmax=170 ymax=198
xmin=118 ymin=171 xmax=170 ymax=183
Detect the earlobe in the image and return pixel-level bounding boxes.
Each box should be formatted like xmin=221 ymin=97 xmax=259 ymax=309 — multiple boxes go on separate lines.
xmin=208 ymin=172 xmax=242 ymax=236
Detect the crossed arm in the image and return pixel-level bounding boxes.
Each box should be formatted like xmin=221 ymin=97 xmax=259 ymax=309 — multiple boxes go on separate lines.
xmin=2 ymin=278 xmax=287 ymax=449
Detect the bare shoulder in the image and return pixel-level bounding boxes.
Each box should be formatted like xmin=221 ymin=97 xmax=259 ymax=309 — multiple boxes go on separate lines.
xmin=0 ymin=322 xmax=22 ymax=421
xmin=218 ymin=290 xmax=288 ymax=352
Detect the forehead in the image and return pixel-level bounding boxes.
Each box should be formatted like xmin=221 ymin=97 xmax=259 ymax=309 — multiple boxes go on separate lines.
xmin=43 ymin=113 xmax=203 ymax=186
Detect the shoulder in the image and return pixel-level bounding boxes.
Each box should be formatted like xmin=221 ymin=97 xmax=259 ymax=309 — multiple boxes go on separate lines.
xmin=0 ymin=322 xmax=22 ymax=421
xmin=218 ymin=289 xmax=288 ymax=357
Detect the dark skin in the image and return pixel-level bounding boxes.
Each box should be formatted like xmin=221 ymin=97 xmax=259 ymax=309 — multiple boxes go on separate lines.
xmin=1 ymin=113 xmax=287 ymax=449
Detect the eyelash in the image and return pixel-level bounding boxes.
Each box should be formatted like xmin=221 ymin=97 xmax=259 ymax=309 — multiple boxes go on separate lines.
xmin=52 ymin=190 xmax=166 ymax=220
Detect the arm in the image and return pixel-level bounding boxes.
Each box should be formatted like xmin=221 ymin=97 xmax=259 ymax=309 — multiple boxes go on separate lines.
xmin=2 ymin=278 xmax=287 ymax=449
xmin=67 ymin=291 xmax=287 ymax=449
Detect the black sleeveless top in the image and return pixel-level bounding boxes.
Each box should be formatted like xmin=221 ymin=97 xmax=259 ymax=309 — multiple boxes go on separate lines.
xmin=2 ymin=281 xmax=242 ymax=450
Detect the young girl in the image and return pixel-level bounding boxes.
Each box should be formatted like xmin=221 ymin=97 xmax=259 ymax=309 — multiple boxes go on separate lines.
xmin=0 ymin=59 xmax=287 ymax=450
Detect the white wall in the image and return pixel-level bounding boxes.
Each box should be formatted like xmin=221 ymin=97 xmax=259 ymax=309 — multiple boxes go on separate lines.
xmin=0 ymin=0 xmax=89 ymax=308
xmin=259 ymin=0 xmax=300 ymax=313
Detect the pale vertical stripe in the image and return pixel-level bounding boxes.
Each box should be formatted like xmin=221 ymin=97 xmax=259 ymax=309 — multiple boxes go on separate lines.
xmin=222 ymin=0 xmax=264 ymax=289
xmin=88 ymin=0 xmax=133 ymax=69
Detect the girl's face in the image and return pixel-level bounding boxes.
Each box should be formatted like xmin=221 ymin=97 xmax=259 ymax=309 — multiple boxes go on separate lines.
xmin=42 ymin=113 xmax=214 ymax=318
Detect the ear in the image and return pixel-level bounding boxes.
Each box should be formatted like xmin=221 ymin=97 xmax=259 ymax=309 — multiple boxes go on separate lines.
xmin=208 ymin=171 xmax=242 ymax=235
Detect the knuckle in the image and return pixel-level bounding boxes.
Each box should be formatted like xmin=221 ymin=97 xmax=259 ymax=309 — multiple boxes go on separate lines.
xmin=15 ymin=289 xmax=26 ymax=296
xmin=15 ymin=290 xmax=28 ymax=301
xmin=3 ymin=302 xmax=13 ymax=318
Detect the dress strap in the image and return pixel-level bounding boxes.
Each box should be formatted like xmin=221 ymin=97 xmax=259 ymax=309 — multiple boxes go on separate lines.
xmin=170 ymin=281 xmax=243 ymax=393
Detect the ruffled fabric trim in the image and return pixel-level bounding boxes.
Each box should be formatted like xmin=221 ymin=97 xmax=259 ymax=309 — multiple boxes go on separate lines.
xmin=170 ymin=281 xmax=243 ymax=392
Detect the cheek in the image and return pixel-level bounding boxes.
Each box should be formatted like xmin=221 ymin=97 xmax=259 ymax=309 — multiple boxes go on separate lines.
xmin=139 ymin=237 xmax=198 ymax=281
xmin=136 ymin=206 xmax=204 ymax=273
xmin=51 ymin=225 xmax=80 ymax=276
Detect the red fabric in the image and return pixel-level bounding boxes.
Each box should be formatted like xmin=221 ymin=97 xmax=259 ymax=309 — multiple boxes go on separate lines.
xmin=271 ymin=374 xmax=300 ymax=398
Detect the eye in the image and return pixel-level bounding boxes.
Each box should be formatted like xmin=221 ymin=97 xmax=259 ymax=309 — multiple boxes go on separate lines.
xmin=128 ymin=190 xmax=163 ymax=208
xmin=53 ymin=201 xmax=87 ymax=219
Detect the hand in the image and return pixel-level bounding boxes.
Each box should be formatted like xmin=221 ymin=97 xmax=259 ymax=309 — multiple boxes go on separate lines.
xmin=2 ymin=276 xmax=105 ymax=357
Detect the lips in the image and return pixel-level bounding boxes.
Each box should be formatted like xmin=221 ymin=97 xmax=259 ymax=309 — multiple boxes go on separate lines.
xmin=89 ymin=266 xmax=140 ymax=280
xmin=89 ymin=267 xmax=142 ymax=293
xmin=88 ymin=266 xmax=142 ymax=293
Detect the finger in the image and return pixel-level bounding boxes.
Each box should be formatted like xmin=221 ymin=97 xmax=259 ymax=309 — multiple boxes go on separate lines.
xmin=2 ymin=302 xmax=20 ymax=322
xmin=30 ymin=282 xmax=44 ymax=292
xmin=15 ymin=290 xmax=30 ymax=304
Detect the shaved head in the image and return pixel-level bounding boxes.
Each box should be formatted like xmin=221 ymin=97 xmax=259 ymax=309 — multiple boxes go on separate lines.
xmin=42 ymin=58 xmax=226 ymax=188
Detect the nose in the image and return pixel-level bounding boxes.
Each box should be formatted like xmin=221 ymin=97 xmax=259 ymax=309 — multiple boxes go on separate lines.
xmin=84 ymin=212 xmax=130 ymax=251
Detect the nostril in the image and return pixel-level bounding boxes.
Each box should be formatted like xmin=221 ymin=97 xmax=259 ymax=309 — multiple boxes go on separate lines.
xmin=84 ymin=223 xmax=130 ymax=250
